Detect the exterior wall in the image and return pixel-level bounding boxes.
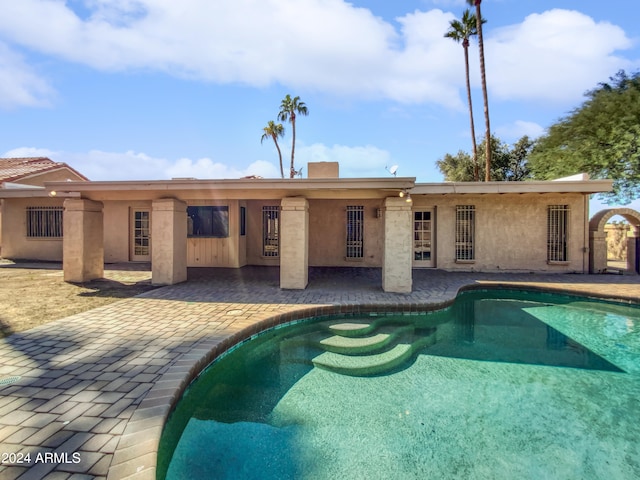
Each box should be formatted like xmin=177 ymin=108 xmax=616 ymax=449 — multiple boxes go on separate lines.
xmin=246 ymin=200 xmax=281 ymax=266
xmin=414 ymin=193 xmax=589 ymax=273
xmin=185 ymin=200 xmax=242 ymax=267
xmin=308 ymin=199 xmax=384 ymax=267
xmin=103 ymin=201 xmax=152 ymax=263
xmin=13 ymin=168 xmax=86 ymax=187
xmin=238 ymin=201 xmax=247 ymax=267
xmin=0 ymin=197 xmax=65 ymax=261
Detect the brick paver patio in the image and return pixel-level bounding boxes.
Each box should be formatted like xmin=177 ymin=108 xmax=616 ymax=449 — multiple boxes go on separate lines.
xmin=1 ymin=265 xmax=638 ymax=479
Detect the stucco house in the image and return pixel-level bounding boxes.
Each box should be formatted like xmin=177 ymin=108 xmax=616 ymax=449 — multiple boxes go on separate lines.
xmin=0 ymin=157 xmax=88 ymax=259
xmin=0 ymin=159 xmax=631 ymax=292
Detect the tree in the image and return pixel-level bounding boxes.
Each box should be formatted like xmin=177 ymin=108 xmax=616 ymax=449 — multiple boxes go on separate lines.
xmin=529 ymin=70 xmax=640 ymax=204
xmin=437 ymin=135 xmax=533 ymax=182
xmin=261 ymin=121 xmax=286 ymax=178
xmin=467 ymin=0 xmax=492 ymax=181
xmin=445 ymin=9 xmax=484 ymax=181
xmin=278 ymin=94 xmax=309 ymax=178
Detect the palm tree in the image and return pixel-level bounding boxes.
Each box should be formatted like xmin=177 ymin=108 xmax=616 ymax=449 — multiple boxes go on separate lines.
xmin=278 ymin=94 xmax=308 ymax=178
xmin=467 ymin=0 xmax=492 ymax=181
xmin=445 ymin=9 xmax=483 ymax=181
xmin=261 ymin=121 xmax=286 ymax=178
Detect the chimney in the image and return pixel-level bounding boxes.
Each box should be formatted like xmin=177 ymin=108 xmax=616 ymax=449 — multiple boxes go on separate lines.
xmin=307 ymin=161 xmax=339 ymax=179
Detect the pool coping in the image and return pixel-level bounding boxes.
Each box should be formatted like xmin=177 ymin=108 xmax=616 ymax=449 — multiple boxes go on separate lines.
xmin=109 ymin=281 xmax=640 ymax=480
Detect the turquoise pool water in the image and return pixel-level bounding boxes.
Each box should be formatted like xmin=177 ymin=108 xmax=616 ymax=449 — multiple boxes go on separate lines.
xmin=159 ymin=290 xmax=640 ymax=480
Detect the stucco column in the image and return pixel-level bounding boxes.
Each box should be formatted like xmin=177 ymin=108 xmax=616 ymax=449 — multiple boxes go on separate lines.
xmin=383 ymin=197 xmax=412 ymax=293
xmin=152 ymin=198 xmax=187 ymax=285
xmin=280 ymin=197 xmax=309 ymax=289
xmin=63 ymin=199 xmax=104 ymax=282
xmin=627 ymin=226 xmax=639 ymax=273
xmin=589 ymin=230 xmax=607 ymax=274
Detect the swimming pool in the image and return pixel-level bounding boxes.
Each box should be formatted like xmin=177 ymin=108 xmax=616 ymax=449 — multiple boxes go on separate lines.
xmin=158 ymin=289 xmax=640 ymax=479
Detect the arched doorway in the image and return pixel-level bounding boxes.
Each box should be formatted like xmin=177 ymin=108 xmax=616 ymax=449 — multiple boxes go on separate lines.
xmin=589 ymin=208 xmax=640 ymax=273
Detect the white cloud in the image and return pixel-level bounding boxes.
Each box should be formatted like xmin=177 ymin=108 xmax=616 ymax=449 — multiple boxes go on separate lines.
xmin=0 ymin=3 xmax=634 ymax=109
xmin=0 ymin=42 xmax=55 ymax=109
xmin=4 ymin=144 xmax=390 ymax=180
xmin=2 ymin=147 xmax=280 ymax=181
xmin=486 ymin=9 xmax=633 ymax=105
xmin=165 ymin=158 xmax=280 ymax=180
xmin=297 ymin=143 xmax=394 ymax=178
xmin=0 ymin=1 xmax=464 ymax=107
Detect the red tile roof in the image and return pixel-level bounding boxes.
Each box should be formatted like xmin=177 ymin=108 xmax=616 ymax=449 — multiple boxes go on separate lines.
xmin=0 ymin=157 xmax=88 ymax=184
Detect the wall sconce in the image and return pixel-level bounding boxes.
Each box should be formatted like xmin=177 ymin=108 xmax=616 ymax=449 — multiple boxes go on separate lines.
xmin=405 ymin=193 xmax=412 ymax=203
xmin=376 ymin=208 xmax=382 ymax=218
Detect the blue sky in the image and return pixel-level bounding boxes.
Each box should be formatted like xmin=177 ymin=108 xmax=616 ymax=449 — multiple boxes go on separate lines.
xmin=0 ymin=0 xmax=638 ymax=213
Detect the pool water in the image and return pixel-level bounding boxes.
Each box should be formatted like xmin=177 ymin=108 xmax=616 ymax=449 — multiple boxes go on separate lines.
xmin=158 ymin=290 xmax=640 ymax=480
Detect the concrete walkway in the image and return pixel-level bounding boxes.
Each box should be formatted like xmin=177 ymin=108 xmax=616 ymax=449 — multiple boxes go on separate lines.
xmin=1 ymin=266 xmax=638 ymax=479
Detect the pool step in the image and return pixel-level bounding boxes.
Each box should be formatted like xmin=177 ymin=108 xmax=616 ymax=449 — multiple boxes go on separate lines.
xmin=312 ymin=344 xmax=414 ymax=376
xmin=319 ymin=333 xmax=391 ymax=354
xmin=328 ymin=322 xmax=374 ymax=337
xmin=313 ymin=330 xmax=437 ymax=376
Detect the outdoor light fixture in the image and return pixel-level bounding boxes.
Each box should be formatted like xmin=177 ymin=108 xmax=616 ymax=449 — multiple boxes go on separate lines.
xmin=398 ymin=191 xmax=405 ymax=198
xmin=49 ymin=191 xmax=57 ymax=197
xmin=405 ymin=193 xmax=412 ymax=203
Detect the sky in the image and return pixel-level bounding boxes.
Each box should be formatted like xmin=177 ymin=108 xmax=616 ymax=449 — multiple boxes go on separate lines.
xmin=0 ymin=0 xmax=638 ymax=213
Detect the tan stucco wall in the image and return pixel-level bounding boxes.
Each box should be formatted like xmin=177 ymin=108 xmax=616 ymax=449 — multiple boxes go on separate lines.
xmin=308 ymin=199 xmax=384 ymax=267
xmin=246 ymin=200 xmax=281 ymax=266
xmin=17 ymin=168 xmax=86 ymax=187
xmin=238 ymin=201 xmax=247 ymax=267
xmin=413 ymin=193 xmax=589 ymax=273
xmin=185 ymin=200 xmax=242 ymax=267
xmin=0 ymin=197 xmax=65 ymax=261
xmin=102 ymin=201 xmax=152 ymax=262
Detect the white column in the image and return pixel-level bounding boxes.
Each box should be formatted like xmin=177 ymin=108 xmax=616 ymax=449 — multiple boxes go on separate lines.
xmin=383 ymin=196 xmax=412 ymax=293
xmin=280 ymin=197 xmax=309 ymax=289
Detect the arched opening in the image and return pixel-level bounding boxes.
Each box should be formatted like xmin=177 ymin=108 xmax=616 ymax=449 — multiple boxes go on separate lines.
xmin=589 ymin=208 xmax=640 ymax=274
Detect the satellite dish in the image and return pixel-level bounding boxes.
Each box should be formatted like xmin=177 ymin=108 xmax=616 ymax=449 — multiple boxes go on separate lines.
xmin=386 ymin=165 xmax=399 ymax=176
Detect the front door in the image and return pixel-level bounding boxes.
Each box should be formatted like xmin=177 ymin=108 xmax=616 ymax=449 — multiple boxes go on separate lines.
xmin=131 ymin=209 xmax=151 ymax=261
xmin=413 ymin=209 xmax=434 ymax=267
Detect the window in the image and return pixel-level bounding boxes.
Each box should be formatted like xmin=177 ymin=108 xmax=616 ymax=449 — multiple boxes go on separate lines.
xmin=263 ymin=206 xmax=279 ymax=257
xmin=240 ymin=206 xmax=246 ymax=236
xmin=455 ymin=205 xmax=475 ymax=261
xmin=547 ymin=205 xmax=569 ymax=262
xmin=346 ymin=206 xmax=364 ymax=259
xmin=26 ymin=206 xmax=63 ymax=238
xmin=187 ymin=206 xmax=229 ymax=238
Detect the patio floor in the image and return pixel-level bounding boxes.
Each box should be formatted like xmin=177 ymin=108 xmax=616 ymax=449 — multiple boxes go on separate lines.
xmin=1 ymin=265 xmax=638 ymax=479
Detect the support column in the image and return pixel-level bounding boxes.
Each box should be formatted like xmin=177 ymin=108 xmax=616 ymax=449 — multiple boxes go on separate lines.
xmin=63 ymin=199 xmax=104 ymax=282
xmin=383 ymin=197 xmax=412 ymax=293
xmin=589 ymin=230 xmax=607 ymax=273
xmin=627 ymin=226 xmax=639 ymax=273
xmin=280 ymin=197 xmax=309 ymax=289
xmin=152 ymin=198 xmax=187 ymax=285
